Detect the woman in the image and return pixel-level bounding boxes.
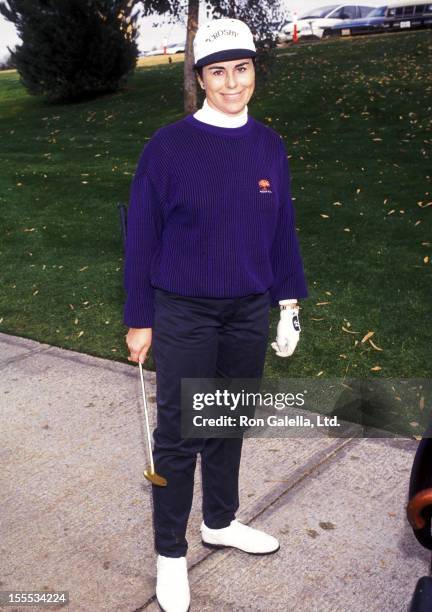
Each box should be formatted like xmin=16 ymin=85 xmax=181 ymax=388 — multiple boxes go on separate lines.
xmin=124 ymin=18 xmax=308 ymax=612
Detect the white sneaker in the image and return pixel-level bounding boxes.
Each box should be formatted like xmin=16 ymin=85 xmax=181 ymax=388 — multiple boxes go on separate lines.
xmin=201 ymin=519 xmax=280 ymax=554
xmin=156 ymin=555 xmax=190 ymax=612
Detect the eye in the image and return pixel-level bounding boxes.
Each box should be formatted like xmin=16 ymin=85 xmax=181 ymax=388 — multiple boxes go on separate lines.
xmin=237 ymin=66 xmax=247 ymax=72
xmin=211 ymin=70 xmax=223 ymax=76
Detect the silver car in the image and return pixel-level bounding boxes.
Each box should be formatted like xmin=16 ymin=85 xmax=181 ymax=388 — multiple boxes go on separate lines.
xmin=281 ymin=4 xmax=376 ymax=40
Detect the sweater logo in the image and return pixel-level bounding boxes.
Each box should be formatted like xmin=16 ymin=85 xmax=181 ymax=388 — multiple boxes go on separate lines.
xmin=258 ymin=179 xmax=272 ymax=194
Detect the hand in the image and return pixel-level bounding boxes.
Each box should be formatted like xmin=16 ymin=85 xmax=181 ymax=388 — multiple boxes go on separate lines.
xmin=271 ymin=307 xmax=301 ymax=358
xmin=125 ymin=328 xmax=152 ymax=364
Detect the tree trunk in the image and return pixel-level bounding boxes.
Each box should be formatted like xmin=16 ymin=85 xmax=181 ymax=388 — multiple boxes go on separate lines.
xmin=183 ymin=0 xmax=199 ymax=114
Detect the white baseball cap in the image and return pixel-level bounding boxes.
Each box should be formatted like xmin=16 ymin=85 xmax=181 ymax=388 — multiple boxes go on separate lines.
xmin=193 ymin=18 xmax=256 ymax=69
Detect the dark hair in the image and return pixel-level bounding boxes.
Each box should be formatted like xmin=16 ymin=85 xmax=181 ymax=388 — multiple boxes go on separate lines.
xmin=195 ymin=56 xmax=256 ymax=81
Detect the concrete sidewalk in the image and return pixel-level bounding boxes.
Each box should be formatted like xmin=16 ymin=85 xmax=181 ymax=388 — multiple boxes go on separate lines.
xmin=0 ymin=331 xmax=428 ymax=611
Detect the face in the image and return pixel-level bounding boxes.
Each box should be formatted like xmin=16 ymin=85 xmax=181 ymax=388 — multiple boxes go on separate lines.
xmin=197 ymin=57 xmax=255 ymax=116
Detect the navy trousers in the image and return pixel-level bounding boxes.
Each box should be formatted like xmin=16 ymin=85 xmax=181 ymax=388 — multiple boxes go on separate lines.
xmin=150 ymin=287 xmax=270 ymax=557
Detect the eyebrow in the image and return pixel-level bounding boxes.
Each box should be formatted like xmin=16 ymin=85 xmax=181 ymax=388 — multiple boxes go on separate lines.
xmin=207 ymin=61 xmax=250 ymax=70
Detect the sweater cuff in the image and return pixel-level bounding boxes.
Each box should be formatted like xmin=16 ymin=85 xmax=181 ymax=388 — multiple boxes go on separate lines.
xmin=123 ymin=291 xmax=155 ymax=328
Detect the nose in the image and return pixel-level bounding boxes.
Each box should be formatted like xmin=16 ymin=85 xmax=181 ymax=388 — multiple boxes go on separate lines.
xmin=225 ymin=70 xmax=238 ymax=89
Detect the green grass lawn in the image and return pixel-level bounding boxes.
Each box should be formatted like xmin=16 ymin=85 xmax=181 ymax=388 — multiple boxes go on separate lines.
xmin=0 ymin=31 xmax=431 ymax=385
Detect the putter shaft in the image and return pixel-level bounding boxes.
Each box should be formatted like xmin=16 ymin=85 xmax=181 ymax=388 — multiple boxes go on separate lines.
xmin=138 ymin=360 xmax=167 ymax=487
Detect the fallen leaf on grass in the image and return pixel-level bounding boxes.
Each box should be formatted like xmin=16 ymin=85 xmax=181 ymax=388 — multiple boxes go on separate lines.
xmin=418 ymin=201 xmax=432 ymax=208
xmin=361 ymin=331 xmax=375 ymax=343
xmin=316 ymin=301 xmax=330 ymax=306
xmin=320 ymin=214 xmax=330 ymax=218
xmin=420 ymin=397 xmax=425 ymax=411
xmin=369 ymin=339 xmax=383 ymax=351
xmin=424 ymin=256 xmax=429 ymax=264
xmin=370 ymin=366 xmax=382 ymax=372
xmin=310 ymin=317 xmax=325 ymax=321
xmin=77 ymin=331 xmax=84 ymax=338
xmin=342 ymin=326 xmax=359 ymax=334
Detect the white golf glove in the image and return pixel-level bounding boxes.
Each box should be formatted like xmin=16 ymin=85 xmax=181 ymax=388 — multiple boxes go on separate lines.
xmin=271 ymin=304 xmax=301 ymax=358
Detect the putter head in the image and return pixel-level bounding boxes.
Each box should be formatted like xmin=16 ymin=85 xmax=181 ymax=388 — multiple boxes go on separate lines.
xmin=144 ymin=469 xmax=167 ymax=487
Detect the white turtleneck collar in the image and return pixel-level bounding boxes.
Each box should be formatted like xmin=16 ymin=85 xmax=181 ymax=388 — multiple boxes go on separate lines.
xmin=193 ymin=97 xmax=248 ymax=128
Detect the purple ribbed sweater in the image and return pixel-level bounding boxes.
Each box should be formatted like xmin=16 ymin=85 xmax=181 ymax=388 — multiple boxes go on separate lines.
xmin=123 ymin=113 xmax=308 ymax=328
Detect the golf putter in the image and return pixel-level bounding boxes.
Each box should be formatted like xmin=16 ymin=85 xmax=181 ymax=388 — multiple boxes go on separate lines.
xmin=138 ymin=360 xmax=167 ymax=487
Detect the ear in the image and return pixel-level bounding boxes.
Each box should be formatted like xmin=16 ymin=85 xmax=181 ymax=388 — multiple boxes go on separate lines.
xmin=194 ymin=67 xmax=205 ymax=90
